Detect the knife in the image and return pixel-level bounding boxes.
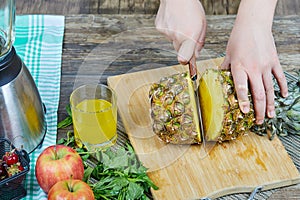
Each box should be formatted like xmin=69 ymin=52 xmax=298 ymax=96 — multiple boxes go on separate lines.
xmin=188 ymin=62 xmax=205 ymax=144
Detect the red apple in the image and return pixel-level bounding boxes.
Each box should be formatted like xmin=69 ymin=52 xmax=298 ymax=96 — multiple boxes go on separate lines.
xmin=48 ymin=179 xmax=94 ymax=200
xmin=35 ymin=145 xmax=84 ymax=193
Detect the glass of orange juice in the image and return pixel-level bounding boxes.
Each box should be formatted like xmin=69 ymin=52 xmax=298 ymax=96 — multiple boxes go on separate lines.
xmin=70 ymin=84 xmax=117 ymax=150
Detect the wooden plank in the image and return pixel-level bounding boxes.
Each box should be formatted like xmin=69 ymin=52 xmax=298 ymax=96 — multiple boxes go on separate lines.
xmin=16 ymin=0 xmax=300 ymax=15
xmin=16 ymin=0 xmax=99 ymax=15
xmin=201 ymin=0 xmax=240 ymax=15
xmin=107 ymin=57 xmax=300 ymax=199
xmin=276 ymin=0 xmax=300 ymax=15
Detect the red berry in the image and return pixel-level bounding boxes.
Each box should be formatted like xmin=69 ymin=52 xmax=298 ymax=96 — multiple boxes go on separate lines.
xmin=0 ymin=161 xmax=8 ymax=179
xmin=18 ymin=164 xmax=24 ymax=171
xmin=3 ymin=151 xmax=19 ymax=166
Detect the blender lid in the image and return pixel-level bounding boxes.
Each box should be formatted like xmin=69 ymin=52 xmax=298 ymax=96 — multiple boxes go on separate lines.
xmin=0 ymin=47 xmax=22 ymax=86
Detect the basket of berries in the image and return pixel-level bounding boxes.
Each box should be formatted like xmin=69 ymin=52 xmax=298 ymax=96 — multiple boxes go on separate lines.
xmin=0 ymin=138 xmax=30 ymax=200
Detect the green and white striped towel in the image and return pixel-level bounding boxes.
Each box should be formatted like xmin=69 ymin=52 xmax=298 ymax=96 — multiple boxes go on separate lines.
xmin=14 ymin=15 xmax=65 ymax=200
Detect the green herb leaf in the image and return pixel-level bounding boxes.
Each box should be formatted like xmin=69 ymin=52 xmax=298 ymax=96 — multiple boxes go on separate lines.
xmin=57 ymin=104 xmax=73 ymax=129
xmin=126 ymin=182 xmax=144 ymax=199
xmin=83 ymin=166 xmax=94 ymax=182
xmin=57 ymin=116 xmax=72 ymax=129
xmin=66 ymin=104 xmax=72 ymax=116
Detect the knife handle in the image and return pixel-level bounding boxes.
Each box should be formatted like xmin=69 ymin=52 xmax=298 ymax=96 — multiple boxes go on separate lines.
xmin=188 ymin=62 xmax=197 ymax=81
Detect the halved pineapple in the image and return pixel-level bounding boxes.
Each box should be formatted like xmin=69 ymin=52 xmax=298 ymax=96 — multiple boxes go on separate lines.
xmin=199 ymin=69 xmax=255 ymax=142
xmin=149 ymin=68 xmax=300 ymax=144
xmin=149 ymin=72 xmax=201 ymax=144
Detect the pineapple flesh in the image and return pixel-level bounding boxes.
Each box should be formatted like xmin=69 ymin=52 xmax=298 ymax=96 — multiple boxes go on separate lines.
xmin=149 ymin=68 xmax=300 ymax=144
xmin=199 ymin=69 xmax=255 ymax=142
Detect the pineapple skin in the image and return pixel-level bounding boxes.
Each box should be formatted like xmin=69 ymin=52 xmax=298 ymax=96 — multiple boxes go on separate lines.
xmin=149 ymin=72 xmax=201 ymax=144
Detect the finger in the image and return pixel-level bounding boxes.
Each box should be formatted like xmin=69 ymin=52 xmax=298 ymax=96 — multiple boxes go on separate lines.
xmin=248 ymin=75 xmax=266 ymax=124
xmin=172 ymin=40 xmax=181 ymax=52
xmin=231 ymin=65 xmax=250 ymax=114
xmin=155 ymin=20 xmax=168 ymax=36
xmin=272 ymin=64 xmax=288 ymax=98
xmin=199 ymin=19 xmax=207 ymax=42
xmin=155 ymin=8 xmax=169 ymax=36
xmin=155 ymin=26 xmax=176 ymax=43
xmin=155 ymin=16 xmax=176 ymax=43
xmin=262 ymin=72 xmax=275 ymax=118
xmin=221 ymin=55 xmax=231 ymax=70
xmin=195 ymin=22 xmax=207 ymax=58
xmin=195 ymin=39 xmax=205 ymax=58
xmin=177 ymin=39 xmax=197 ymax=65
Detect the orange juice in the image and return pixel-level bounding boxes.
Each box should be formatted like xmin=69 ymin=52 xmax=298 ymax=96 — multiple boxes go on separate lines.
xmin=72 ymin=99 xmax=117 ymax=148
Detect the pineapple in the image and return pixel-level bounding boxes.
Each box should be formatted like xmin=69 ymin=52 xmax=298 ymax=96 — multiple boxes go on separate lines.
xmin=149 ymin=68 xmax=300 ymax=144
xmin=199 ymin=69 xmax=255 ymax=142
xmin=149 ymin=72 xmax=201 ymax=144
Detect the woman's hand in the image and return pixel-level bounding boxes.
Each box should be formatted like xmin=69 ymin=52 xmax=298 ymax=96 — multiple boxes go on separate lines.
xmin=221 ymin=0 xmax=288 ymax=124
xmin=155 ymin=0 xmax=206 ymax=67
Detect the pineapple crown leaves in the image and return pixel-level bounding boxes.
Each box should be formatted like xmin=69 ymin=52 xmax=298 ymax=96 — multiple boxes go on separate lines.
xmin=251 ymin=71 xmax=300 ymax=139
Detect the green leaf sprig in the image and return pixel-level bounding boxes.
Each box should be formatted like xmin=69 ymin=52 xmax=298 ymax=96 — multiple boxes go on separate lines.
xmin=57 ymin=104 xmax=73 ymax=129
xmin=86 ymin=144 xmax=159 ymax=200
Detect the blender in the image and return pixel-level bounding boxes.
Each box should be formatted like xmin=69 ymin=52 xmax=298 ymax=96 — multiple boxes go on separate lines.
xmin=0 ymin=0 xmax=46 ymax=153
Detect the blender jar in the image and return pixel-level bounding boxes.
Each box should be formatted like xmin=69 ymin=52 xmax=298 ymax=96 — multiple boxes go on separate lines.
xmin=0 ymin=0 xmax=47 ymax=153
xmin=0 ymin=0 xmax=15 ymax=59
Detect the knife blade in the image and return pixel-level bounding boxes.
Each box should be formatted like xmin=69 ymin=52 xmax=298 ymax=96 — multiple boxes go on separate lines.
xmin=188 ymin=62 xmax=205 ymax=143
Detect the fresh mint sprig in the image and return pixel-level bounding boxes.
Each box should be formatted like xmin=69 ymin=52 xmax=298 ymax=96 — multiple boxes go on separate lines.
xmin=57 ymin=104 xmax=72 ymax=129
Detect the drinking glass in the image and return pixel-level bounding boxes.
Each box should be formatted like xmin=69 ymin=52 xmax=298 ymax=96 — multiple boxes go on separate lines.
xmin=70 ymin=84 xmax=118 ymax=150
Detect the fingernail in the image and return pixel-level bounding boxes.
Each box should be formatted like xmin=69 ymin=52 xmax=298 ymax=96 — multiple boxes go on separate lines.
xmin=256 ymin=119 xmax=264 ymax=125
xmin=241 ymin=105 xmax=250 ymax=113
xmin=283 ymin=92 xmax=289 ymax=98
xmin=268 ymin=110 xmax=275 ymax=118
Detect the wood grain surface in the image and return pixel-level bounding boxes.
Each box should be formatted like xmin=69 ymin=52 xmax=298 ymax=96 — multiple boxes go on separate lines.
xmin=107 ymin=57 xmax=300 ymax=199
xmin=57 ymin=15 xmax=300 ymax=199
xmin=16 ymin=0 xmax=300 ymax=15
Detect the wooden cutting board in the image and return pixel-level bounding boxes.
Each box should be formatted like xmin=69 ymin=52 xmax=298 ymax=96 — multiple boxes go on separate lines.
xmin=107 ymin=57 xmax=300 ymax=199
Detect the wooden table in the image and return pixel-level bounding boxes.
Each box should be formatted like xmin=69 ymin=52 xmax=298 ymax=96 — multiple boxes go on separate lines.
xmin=57 ymin=14 xmax=300 ymax=199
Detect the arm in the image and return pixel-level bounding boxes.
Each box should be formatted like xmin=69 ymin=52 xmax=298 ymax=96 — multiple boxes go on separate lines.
xmin=155 ymin=0 xmax=206 ymax=68
xmin=221 ymin=0 xmax=288 ymax=124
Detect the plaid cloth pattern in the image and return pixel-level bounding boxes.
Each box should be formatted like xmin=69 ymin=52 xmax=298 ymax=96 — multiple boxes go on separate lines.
xmin=14 ymin=15 xmax=64 ymax=199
